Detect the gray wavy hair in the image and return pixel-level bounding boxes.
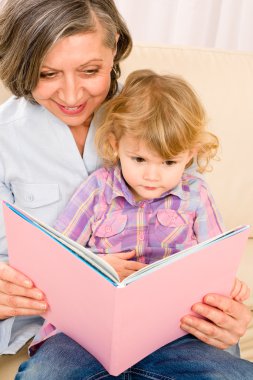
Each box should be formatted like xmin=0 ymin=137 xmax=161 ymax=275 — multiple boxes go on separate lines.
xmin=0 ymin=0 xmax=132 ymax=102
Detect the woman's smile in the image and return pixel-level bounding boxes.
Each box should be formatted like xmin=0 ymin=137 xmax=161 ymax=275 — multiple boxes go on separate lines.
xmin=55 ymin=101 xmax=87 ymax=116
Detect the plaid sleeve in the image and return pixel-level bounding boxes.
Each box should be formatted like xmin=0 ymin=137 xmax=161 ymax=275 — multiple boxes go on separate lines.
xmin=193 ymin=181 xmax=224 ymax=243
xmin=54 ymin=171 xmax=102 ymax=246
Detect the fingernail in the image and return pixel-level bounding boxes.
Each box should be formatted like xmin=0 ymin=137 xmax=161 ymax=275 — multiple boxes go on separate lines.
xmin=182 ymin=317 xmax=192 ymax=324
xmin=40 ymin=303 xmax=47 ymax=310
xmin=35 ymin=292 xmax=43 ymax=300
xmin=193 ymin=304 xmax=204 ymax=314
xmin=24 ymin=280 xmax=32 ymax=287
xmin=205 ymin=295 xmax=214 ymax=303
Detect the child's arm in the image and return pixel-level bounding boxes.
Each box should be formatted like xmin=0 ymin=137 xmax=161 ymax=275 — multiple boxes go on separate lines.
xmin=99 ymin=251 xmax=146 ymax=282
xmin=230 ymin=278 xmax=250 ymax=302
xmin=193 ymin=180 xmax=224 ymax=242
xmin=54 ymin=172 xmax=101 ymax=244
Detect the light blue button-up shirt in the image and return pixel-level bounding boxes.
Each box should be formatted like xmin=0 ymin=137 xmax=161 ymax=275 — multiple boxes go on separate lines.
xmin=0 ymin=96 xmax=101 ymax=354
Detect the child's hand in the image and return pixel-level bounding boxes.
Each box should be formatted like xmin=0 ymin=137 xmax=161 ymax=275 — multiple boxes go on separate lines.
xmin=230 ymin=278 xmax=250 ymax=302
xmin=99 ymin=250 xmax=146 ymax=282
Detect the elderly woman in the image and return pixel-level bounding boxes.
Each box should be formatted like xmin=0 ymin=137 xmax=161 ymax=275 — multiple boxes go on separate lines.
xmin=0 ymin=1 xmax=252 ymax=379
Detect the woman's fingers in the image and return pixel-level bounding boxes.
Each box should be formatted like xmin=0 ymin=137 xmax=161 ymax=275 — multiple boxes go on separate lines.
xmin=0 ymin=292 xmax=47 ymax=310
xmin=0 ymin=262 xmax=33 ymax=288
xmin=201 ymin=293 xmax=251 ymax=323
xmin=230 ymin=278 xmax=251 ymax=301
xmin=0 ymin=262 xmax=48 ymax=319
xmin=180 ymin=318 xmax=234 ymax=349
xmin=0 ymin=304 xmax=47 ymax=319
xmin=0 ymin=279 xmax=44 ymax=299
xmin=180 ymin=293 xmax=252 ymax=349
xmin=0 ymin=291 xmax=47 ymax=319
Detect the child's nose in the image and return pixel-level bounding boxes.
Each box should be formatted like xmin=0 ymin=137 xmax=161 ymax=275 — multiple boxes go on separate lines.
xmin=143 ymin=165 xmax=160 ymax=181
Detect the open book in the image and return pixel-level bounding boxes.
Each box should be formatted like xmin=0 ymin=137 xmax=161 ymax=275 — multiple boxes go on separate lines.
xmin=3 ymin=201 xmax=250 ymax=375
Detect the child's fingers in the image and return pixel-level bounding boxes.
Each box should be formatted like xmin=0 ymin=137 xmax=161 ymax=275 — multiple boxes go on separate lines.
xmin=115 ymin=250 xmax=136 ymax=260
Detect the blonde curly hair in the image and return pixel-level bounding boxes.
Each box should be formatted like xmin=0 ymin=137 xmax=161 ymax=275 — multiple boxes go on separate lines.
xmin=95 ymin=69 xmax=219 ymax=173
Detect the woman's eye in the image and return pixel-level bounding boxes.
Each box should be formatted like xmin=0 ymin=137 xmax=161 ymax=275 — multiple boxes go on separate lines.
xmin=40 ymin=72 xmax=56 ymax=79
xmin=82 ymin=69 xmax=99 ymax=76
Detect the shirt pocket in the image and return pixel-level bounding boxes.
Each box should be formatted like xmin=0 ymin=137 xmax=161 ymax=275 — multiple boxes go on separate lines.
xmin=157 ymin=209 xmax=188 ymax=227
xmin=11 ymin=182 xmax=60 ymax=209
xmin=94 ymin=214 xmax=127 ymax=238
xmin=90 ymin=214 xmax=128 ymax=253
xmin=150 ymin=209 xmax=194 ymax=250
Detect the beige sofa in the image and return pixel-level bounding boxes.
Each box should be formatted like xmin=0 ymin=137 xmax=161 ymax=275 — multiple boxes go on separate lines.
xmin=0 ymin=45 xmax=252 ymax=378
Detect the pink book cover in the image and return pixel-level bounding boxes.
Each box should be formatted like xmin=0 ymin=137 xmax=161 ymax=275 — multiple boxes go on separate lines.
xmin=3 ymin=202 xmax=250 ymax=376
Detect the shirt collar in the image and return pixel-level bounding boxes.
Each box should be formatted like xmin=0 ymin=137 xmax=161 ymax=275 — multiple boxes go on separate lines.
xmin=168 ymin=176 xmax=192 ymax=201
xmin=105 ymin=166 xmax=191 ymax=205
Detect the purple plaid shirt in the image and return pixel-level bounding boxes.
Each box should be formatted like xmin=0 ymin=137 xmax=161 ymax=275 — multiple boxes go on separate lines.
xmin=30 ymin=165 xmax=223 ymax=353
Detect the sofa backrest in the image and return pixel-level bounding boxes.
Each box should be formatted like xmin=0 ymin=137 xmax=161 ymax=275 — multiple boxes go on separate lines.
xmin=121 ymin=46 xmax=253 ymax=236
xmin=1 ymin=46 xmax=253 ymax=235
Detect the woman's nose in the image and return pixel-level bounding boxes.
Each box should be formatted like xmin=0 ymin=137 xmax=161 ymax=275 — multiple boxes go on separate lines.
xmin=58 ymin=75 xmax=83 ymax=105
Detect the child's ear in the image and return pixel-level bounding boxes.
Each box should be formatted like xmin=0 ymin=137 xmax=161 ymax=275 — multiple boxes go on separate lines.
xmin=187 ymin=149 xmax=197 ymax=163
xmin=184 ymin=149 xmax=197 ymax=169
xmin=108 ymin=133 xmax=118 ymax=152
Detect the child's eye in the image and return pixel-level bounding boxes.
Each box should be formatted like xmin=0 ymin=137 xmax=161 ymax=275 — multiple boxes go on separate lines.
xmin=132 ymin=157 xmax=145 ymax=163
xmin=164 ymin=160 xmax=177 ymax=166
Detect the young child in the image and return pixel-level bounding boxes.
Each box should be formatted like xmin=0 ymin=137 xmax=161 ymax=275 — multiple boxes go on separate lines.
xmin=54 ymin=69 xmax=248 ymax=300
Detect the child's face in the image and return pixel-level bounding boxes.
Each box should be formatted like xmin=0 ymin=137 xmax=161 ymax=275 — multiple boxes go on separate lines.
xmin=115 ymin=135 xmax=193 ymax=201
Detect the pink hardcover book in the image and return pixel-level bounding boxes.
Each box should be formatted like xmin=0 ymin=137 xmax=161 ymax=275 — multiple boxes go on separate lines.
xmin=3 ymin=201 xmax=250 ymax=375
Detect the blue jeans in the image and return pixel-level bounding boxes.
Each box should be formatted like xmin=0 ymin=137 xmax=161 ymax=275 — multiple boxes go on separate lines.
xmin=15 ymin=333 xmax=253 ymax=380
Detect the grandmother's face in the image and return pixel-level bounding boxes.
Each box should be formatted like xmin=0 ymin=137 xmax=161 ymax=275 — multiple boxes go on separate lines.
xmin=32 ymin=24 xmax=115 ymax=128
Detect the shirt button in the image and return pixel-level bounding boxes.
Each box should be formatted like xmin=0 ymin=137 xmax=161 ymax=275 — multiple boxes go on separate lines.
xmin=105 ymin=226 xmax=112 ymax=233
xmin=26 ymin=194 xmax=34 ymax=202
xmin=139 ymin=233 xmax=144 ymax=241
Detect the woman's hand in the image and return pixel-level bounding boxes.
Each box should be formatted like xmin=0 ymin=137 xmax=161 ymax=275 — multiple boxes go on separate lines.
xmin=0 ymin=262 xmax=48 ymax=320
xmin=99 ymin=250 xmax=146 ymax=282
xmin=180 ymin=284 xmax=252 ymax=349
xmin=230 ymin=278 xmax=250 ymax=302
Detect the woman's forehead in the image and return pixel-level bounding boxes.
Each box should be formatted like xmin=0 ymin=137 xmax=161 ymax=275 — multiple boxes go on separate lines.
xmin=41 ymin=31 xmax=114 ymax=68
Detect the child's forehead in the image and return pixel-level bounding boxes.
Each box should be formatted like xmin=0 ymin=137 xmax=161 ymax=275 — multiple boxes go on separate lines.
xmin=121 ymin=136 xmax=163 ymax=157
xmin=120 ymin=135 xmax=189 ymax=161
xmin=121 ymin=135 xmax=148 ymax=151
